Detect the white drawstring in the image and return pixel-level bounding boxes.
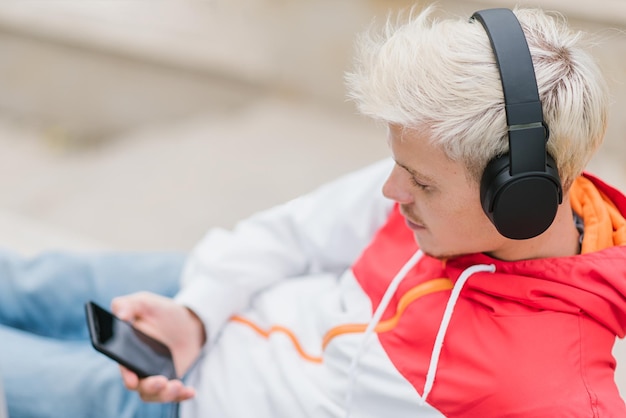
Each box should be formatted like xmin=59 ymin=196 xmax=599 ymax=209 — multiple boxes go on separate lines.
xmin=344 ymin=249 xmax=424 ymax=418
xmin=344 ymin=251 xmax=496 ymax=417
xmin=418 ymin=263 xmax=495 ymax=405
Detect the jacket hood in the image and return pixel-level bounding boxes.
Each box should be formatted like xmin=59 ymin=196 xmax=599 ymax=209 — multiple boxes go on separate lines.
xmin=446 ymin=173 xmax=626 ymax=337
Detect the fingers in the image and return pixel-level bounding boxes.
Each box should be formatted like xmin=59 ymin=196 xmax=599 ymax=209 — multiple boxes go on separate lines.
xmin=137 ymin=376 xmax=195 ymax=403
xmin=111 ymin=292 xmax=156 ymax=321
xmin=120 ymin=365 xmax=195 ymax=403
xmin=120 ymin=365 xmax=139 ymax=390
xmin=138 ymin=378 xmax=195 ymax=403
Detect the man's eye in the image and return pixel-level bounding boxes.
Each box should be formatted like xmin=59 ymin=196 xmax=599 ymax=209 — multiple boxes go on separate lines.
xmin=410 ymin=177 xmax=429 ymax=190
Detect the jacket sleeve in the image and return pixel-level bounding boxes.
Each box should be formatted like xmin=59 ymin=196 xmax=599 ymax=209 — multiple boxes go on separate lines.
xmin=174 ymin=158 xmax=395 ymax=341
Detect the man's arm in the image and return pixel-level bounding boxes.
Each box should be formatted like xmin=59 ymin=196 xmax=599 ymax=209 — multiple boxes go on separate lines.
xmin=175 ymin=158 xmax=395 ymax=346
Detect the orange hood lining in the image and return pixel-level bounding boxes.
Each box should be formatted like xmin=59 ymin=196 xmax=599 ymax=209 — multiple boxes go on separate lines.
xmin=570 ymin=175 xmax=626 ymax=253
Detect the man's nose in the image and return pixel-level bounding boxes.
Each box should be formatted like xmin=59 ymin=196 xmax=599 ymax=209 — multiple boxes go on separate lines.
xmin=382 ymin=166 xmax=414 ymax=204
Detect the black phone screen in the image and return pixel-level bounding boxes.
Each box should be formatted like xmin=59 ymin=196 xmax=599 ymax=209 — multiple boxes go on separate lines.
xmin=85 ymin=301 xmax=176 ymax=380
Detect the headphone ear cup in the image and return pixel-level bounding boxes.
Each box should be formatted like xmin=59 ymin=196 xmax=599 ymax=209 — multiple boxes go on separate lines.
xmin=481 ymin=154 xmax=563 ymax=240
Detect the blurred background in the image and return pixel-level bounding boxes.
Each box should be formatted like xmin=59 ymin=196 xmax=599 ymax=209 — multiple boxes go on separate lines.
xmin=0 ymin=0 xmax=625 ymax=397
xmin=0 ymin=0 xmax=624 ymax=254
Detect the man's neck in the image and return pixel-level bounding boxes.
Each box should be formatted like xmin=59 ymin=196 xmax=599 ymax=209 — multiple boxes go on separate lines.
xmin=488 ymin=197 xmax=580 ymax=261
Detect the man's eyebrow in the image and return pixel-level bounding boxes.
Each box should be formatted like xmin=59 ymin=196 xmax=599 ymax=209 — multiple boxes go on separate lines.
xmin=395 ymin=160 xmax=437 ymax=183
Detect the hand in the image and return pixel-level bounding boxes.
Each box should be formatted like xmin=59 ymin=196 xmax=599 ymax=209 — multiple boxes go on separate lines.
xmin=111 ymin=292 xmax=206 ymax=403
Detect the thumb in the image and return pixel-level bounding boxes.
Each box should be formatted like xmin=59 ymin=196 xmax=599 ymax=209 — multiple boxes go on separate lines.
xmin=111 ymin=292 xmax=152 ymax=322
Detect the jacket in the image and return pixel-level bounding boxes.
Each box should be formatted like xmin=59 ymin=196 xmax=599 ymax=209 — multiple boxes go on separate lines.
xmin=176 ymin=159 xmax=626 ymax=417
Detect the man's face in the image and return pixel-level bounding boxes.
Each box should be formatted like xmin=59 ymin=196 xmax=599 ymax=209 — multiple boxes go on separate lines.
xmin=383 ymin=124 xmax=509 ymax=259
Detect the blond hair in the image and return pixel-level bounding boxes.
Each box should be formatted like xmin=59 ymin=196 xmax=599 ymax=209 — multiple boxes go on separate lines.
xmin=345 ymin=7 xmax=609 ymax=190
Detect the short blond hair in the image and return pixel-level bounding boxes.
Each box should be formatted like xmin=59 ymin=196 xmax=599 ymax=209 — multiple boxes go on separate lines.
xmin=345 ymin=7 xmax=609 ymax=190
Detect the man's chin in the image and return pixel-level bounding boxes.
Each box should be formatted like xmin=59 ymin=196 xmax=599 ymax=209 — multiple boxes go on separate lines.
xmin=413 ymin=236 xmax=468 ymax=260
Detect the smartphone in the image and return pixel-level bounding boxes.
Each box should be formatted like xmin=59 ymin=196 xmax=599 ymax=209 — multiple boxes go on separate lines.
xmin=85 ymin=301 xmax=177 ymax=380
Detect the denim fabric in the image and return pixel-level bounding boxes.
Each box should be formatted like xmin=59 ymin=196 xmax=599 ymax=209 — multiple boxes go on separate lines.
xmin=0 ymin=250 xmax=186 ymax=418
xmin=0 ymin=368 xmax=6 ymax=418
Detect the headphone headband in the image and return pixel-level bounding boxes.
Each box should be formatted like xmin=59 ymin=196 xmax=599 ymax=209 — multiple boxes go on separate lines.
xmin=472 ymin=8 xmax=548 ymax=174
xmin=472 ymin=9 xmax=543 ymax=125
xmin=473 ymin=8 xmax=563 ymax=239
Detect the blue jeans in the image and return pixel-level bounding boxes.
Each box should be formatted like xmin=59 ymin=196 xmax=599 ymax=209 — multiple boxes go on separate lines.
xmin=0 ymin=249 xmax=186 ymax=418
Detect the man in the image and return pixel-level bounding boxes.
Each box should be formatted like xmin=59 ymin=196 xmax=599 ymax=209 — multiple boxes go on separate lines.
xmin=2 ymin=6 xmax=626 ymax=417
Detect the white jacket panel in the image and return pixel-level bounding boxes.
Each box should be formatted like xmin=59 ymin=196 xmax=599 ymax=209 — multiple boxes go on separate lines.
xmin=180 ymin=270 xmax=445 ymax=418
xmin=175 ymin=159 xmax=395 ymax=341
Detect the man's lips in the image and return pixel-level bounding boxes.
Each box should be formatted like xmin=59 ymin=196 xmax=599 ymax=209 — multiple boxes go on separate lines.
xmin=405 ymin=218 xmax=426 ymax=230
xmin=400 ymin=208 xmax=426 ymax=230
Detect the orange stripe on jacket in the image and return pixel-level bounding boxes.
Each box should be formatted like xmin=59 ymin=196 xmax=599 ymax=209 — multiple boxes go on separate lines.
xmin=230 ymin=278 xmax=454 ymax=364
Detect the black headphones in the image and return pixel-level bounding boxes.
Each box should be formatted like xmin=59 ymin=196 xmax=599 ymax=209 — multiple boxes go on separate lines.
xmin=472 ymin=8 xmax=563 ymax=240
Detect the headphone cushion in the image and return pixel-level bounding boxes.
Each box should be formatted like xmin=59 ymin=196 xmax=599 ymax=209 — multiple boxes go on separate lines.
xmin=481 ymin=154 xmax=563 ymax=239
